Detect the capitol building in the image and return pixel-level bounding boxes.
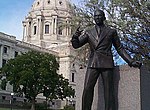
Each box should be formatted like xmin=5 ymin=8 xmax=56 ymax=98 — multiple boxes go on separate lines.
xmin=1 ymin=1 xmax=147 ymax=110
xmin=0 ymin=0 xmax=84 ymax=109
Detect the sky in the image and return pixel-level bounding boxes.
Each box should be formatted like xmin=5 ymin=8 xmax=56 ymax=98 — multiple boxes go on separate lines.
xmin=0 ymin=0 xmax=81 ymax=40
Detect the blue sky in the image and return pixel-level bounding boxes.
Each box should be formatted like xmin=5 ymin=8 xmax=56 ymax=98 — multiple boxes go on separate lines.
xmin=0 ymin=0 xmax=81 ymax=40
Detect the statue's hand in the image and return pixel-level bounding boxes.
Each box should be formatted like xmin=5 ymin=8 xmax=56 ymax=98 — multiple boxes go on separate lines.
xmin=74 ymin=26 xmax=83 ymax=37
xmin=130 ymin=61 xmax=142 ymax=69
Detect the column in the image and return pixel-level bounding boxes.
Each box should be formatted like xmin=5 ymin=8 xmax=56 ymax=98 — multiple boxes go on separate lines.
xmin=37 ymin=16 xmax=43 ymax=40
xmin=54 ymin=16 xmax=57 ymax=34
xmin=26 ymin=22 xmax=29 ymax=41
xmin=25 ymin=20 xmax=31 ymax=42
xmin=66 ymin=21 xmax=68 ymax=37
xmin=22 ymin=24 xmax=26 ymax=41
xmin=37 ymin=17 xmax=40 ymax=40
xmin=40 ymin=17 xmax=43 ymax=40
xmin=28 ymin=21 xmax=31 ymax=39
xmin=52 ymin=16 xmax=57 ymax=35
xmin=69 ymin=21 xmax=71 ymax=36
xmin=0 ymin=45 xmax=3 ymax=67
xmin=52 ymin=17 xmax=54 ymax=34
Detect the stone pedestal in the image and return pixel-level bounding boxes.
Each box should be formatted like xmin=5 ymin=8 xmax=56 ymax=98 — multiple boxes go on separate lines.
xmin=93 ymin=65 xmax=141 ymax=110
xmin=75 ymin=68 xmax=86 ymax=110
xmin=75 ymin=65 xmax=150 ymax=110
xmin=140 ymin=66 xmax=150 ymax=110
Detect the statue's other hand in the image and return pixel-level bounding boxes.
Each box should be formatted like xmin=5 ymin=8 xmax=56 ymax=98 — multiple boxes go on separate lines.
xmin=74 ymin=26 xmax=83 ymax=37
xmin=130 ymin=61 xmax=142 ymax=69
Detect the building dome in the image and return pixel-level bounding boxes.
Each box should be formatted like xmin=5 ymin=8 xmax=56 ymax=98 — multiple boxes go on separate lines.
xmin=23 ymin=0 xmax=72 ymax=48
xmin=31 ymin=0 xmax=71 ymax=15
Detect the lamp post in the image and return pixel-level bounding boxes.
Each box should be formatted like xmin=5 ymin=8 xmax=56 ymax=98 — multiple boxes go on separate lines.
xmin=10 ymin=92 xmax=14 ymax=110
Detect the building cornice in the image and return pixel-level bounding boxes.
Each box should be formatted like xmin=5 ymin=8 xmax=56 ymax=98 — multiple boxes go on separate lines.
xmin=16 ymin=40 xmax=58 ymax=56
xmin=0 ymin=32 xmax=58 ymax=56
xmin=0 ymin=32 xmax=16 ymax=43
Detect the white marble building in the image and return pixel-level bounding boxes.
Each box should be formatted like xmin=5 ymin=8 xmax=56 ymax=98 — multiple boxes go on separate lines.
xmin=0 ymin=0 xmax=81 ymax=109
xmin=22 ymin=1 xmax=80 ymax=103
xmin=22 ymin=0 xmax=77 ymax=86
xmin=0 ymin=32 xmax=57 ymax=68
xmin=0 ymin=32 xmax=60 ymax=107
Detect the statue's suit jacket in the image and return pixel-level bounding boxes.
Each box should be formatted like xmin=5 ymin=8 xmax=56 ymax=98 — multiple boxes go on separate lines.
xmin=71 ymin=25 xmax=133 ymax=68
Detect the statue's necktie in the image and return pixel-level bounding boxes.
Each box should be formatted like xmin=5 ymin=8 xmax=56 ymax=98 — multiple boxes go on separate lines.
xmin=97 ymin=26 xmax=101 ymax=37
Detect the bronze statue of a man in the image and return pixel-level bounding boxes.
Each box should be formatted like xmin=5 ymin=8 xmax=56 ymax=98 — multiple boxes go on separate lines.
xmin=71 ymin=8 xmax=141 ymax=110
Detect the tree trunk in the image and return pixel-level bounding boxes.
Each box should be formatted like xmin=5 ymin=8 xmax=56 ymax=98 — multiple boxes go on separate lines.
xmin=31 ymin=98 xmax=35 ymax=110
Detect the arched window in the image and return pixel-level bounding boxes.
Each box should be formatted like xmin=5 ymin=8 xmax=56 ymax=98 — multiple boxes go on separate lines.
xmin=58 ymin=26 xmax=63 ymax=35
xmin=37 ymin=1 xmax=40 ymax=6
xmin=72 ymin=73 xmax=75 ymax=82
xmin=45 ymin=24 xmax=49 ymax=34
xmin=33 ymin=26 xmax=37 ymax=35
xmin=3 ymin=46 xmax=7 ymax=54
xmin=44 ymin=21 xmax=51 ymax=34
xmin=59 ymin=1 xmax=62 ymax=5
xmin=48 ymin=0 xmax=50 ymax=4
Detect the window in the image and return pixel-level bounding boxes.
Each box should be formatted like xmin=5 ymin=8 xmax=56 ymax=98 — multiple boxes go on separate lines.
xmin=58 ymin=27 xmax=63 ymax=35
xmin=45 ymin=25 xmax=49 ymax=34
xmin=72 ymin=63 xmax=75 ymax=67
xmin=48 ymin=0 xmax=50 ymax=4
xmin=3 ymin=47 xmax=7 ymax=54
xmin=52 ymin=102 xmax=55 ymax=105
xmin=59 ymin=1 xmax=62 ymax=5
xmin=37 ymin=1 xmax=40 ymax=6
xmin=79 ymin=64 xmax=83 ymax=69
xmin=24 ymin=99 xmax=27 ymax=102
xmin=34 ymin=26 xmax=37 ymax=35
xmin=13 ymin=98 xmax=16 ymax=101
xmin=2 ymin=59 xmax=7 ymax=67
xmin=15 ymin=51 xmax=18 ymax=57
xmin=1 ymin=79 xmax=7 ymax=90
xmin=2 ymin=96 xmax=6 ymax=100
xmin=72 ymin=73 xmax=75 ymax=82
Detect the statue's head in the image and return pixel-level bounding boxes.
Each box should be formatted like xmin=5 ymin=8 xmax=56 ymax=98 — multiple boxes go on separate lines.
xmin=94 ymin=8 xmax=106 ymax=26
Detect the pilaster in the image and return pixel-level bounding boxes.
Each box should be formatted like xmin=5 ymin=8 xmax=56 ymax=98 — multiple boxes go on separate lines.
xmin=0 ymin=45 xmax=3 ymax=68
